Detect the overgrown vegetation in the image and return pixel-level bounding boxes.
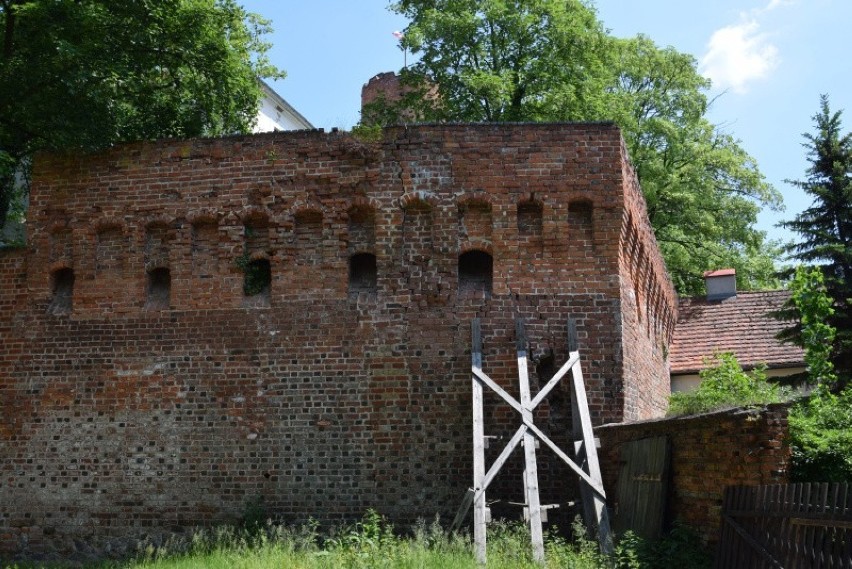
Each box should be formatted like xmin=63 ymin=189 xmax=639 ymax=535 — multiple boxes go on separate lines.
xmin=788 ymin=386 xmax=852 ymax=482
xmin=784 ymin=267 xmax=852 ymax=481
xmin=2 ymin=512 xmax=711 ymax=569
xmin=667 ymin=353 xmax=790 ymax=416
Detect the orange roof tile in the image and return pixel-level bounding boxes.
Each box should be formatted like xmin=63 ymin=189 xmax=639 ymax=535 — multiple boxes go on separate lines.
xmin=670 ymin=291 xmax=805 ymax=374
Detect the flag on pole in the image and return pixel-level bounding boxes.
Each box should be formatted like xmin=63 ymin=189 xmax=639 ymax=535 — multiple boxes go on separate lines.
xmin=392 ymin=31 xmax=404 ymax=40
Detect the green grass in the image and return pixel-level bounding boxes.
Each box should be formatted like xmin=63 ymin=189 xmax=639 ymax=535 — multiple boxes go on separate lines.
xmin=3 ymin=512 xmax=711 ymax=569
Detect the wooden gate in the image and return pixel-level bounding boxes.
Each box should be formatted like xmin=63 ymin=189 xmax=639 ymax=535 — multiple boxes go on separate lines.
xmin=716 ymin=482 xmax=852 ymax=568
xmin=613 ymin=436 xmax=670 ymax=539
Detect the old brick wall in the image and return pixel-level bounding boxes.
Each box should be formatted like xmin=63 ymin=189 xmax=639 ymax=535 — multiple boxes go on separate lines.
xmin=596 ymin=403 xmax=791 ymax=547
xmin=0 ymin=124 xmax=675 ymax=559
xmin=617 ymin=144 xmax=676 ymax=420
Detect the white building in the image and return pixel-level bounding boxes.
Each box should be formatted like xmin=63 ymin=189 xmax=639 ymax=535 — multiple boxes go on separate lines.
xmin=254 ymin=79 xmax=313 ymax=132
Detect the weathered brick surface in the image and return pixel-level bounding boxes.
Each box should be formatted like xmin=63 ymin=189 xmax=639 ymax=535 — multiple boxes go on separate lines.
xmin=0 ymin=124 xmax=675 ymax=559
xmin=596 ymin=403 xmax=791 ymax=547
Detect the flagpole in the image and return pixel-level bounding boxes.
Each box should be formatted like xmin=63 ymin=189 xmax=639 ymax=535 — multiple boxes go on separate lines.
xmin=393 ymin=31 xmax=406 ymax=69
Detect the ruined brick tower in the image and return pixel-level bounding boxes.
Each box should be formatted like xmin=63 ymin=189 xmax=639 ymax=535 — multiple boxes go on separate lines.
xmin=0 ymin=123 xmax=674 ymax=558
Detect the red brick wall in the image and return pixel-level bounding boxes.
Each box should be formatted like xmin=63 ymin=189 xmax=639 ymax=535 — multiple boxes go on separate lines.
xmin=0 ymin=124 xmax=676 ymax=558
xmin=617 ymin=146 xmax=677 ymax=420
xmin=596 ymin=403 xmax=791 ymax=547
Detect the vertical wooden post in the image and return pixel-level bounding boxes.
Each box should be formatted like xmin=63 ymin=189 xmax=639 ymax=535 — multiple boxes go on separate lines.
xmin=471 ymin=319 xmax=487 ymax=565
xmin=516 ymin=319 xmax=545 ymax=563
xmin=567 ymin=317 xmax=614 ymax=554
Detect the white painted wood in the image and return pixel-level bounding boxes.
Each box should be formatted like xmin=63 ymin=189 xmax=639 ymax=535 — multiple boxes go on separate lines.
xmin=524 ymin=418 xmax=605 ymax=496
xmin=472 ymin=367 xmax=523 ymax=415
xmin=461 ymin=317 xmax=613 ymax=564
xmin=477 ymin=425 xmax=525 ymax=498
xmin=471 ymin=319 xmax=487 ymax=565
xmin=568 ymin=318 xmax=614 ymax=554
xmin=529 ymin=353 xmax=579 ymax=410
xmin=516 ymin=320 xmax=545 ymax=563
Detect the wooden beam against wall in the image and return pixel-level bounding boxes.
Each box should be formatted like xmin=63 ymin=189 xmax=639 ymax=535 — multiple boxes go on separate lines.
xmin=471 ymin=318 xmax=487 ymax=565
xmin=568 ymin=317 xmax=614 ymax=555
xmin=516 ymin=319 xmax=545 ymax=563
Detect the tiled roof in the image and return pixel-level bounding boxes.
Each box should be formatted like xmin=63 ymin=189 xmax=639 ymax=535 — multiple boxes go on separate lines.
xmin=670 ymin=291 xmax=805 ymax=374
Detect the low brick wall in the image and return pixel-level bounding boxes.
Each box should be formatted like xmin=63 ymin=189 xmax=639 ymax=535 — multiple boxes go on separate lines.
xmin=595 ymin=403 xmax=791 ymax=546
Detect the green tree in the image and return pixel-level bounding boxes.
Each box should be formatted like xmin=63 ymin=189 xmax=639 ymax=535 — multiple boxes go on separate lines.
xmin=789 ymin=266 xmax=837 ymax=387
xmin=382 ymin=0 xmax=781 ymax=294
xmin=780 ymin=96 xmax=852 ymax=378
xmin=667 ymin=353 xmax=787 ymax=416
xmin=0 ymin=0 xmax=283 ymax=235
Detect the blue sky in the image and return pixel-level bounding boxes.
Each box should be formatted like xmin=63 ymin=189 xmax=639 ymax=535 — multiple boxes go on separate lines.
xmin=240 ymin=0 xmax=852 ymax=245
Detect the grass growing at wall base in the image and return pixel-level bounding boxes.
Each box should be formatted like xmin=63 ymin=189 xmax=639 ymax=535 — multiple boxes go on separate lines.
xmin=2 ymin=513 xmax=712 ymax=569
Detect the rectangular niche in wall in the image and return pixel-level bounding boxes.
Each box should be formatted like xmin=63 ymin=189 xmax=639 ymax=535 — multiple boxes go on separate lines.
xmin=347 ymin=206 xmax=377 ymax=294
xmin=568 ymin=201 xmax=595 ymax=252
xmin=458 ymin=250 xmax=493 ymax=296
xmin=48 ymin=267 xmax=74 ymax=315
xmin=145 ymin=224 xmax=170 ymax=270
xmin=349 ymin=252 xmax=377 ymax=294
xmin=242 ymin=216 xmax=272 ymax=307
xmin=402 ymin=202 xmax=433 ymax=264
xmin=145 ymin=267 xmax=171 ymax=310
xmin=459 ymin=201 xmax=492 ymax=245
xmin=49 ymin=228 xmax=73 ymax=266
xmin=294 ymin=210 xmax=323 ymax=266
xmin=348 ymin=206 xmax=376 ymax=253
xmin=242 ymin=258 xmax=271 ymax=307
xmin=191 ymin=220 xmax=219 ymax=277
xmin=95 ymin=225 xmax=126 ymax=274
xmin=517 ymin=200 xmax=544 ymax=254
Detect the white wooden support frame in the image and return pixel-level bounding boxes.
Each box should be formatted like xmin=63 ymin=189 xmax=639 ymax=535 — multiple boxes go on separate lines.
xmin=457 ymin=317 xmax=613 ymax=564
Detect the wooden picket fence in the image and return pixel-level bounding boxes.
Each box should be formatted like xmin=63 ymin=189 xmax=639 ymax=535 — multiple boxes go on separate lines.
xmin=716 ymin=482 xmax=852 ymax=568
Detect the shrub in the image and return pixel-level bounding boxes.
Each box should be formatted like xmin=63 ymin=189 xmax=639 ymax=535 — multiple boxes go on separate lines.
xmin=788 ymin=386 xmax=852 ymax=481
xmin=614 ymin=524 xmax=712 ymax=569
xmin=668 ymin=353 xmax=790 ymax=416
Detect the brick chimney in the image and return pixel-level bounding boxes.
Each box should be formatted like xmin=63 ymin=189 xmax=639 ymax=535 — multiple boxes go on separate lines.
xmin=704 ymin=268 xmax=737 ymax=301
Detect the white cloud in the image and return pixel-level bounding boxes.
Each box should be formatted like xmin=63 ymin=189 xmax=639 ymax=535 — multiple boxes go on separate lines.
xmin=699 ymin=0 xmax=790 ymax=93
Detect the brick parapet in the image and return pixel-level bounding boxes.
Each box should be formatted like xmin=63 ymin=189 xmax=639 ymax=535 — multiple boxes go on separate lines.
xmin=596 ymin=403 xmax=791 ymax=546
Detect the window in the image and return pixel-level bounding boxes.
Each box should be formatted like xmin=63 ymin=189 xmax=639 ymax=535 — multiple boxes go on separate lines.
xmin=517 ymin=201 xmax=543 ymax=236
xmin=243 ymin=258 xmax=271 ymax=306
xmin=458 ymin=250 xmax=493 ymax=295
xmin=349 ymin=253 xmax=377 ymax=293
xmin=146 ymin=267 xmax=171 ymax=310
xmin=49 ymin=268 xmax=74 ymax=314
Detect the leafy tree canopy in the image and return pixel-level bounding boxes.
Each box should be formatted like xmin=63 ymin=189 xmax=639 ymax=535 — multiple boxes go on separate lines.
xmin=780 ymin=96 xmax=852 ymax=377
xmin=0 ymin=0 xmax=283 ymax=233
xmin=378 ymin=0 xmax=782 ymax=294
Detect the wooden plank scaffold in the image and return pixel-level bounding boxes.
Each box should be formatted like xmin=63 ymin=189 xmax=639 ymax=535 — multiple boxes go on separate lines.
xmin=451 ymin=317 xmax=613 ymax=564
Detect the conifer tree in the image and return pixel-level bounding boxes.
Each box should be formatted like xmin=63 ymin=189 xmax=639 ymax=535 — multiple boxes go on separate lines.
xmin=780 ymin=95 xmax=852 ymax=378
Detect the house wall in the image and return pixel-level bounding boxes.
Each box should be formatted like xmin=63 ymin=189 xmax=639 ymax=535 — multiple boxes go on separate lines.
xmin=0 ymin=124 xmax=675 ymax=559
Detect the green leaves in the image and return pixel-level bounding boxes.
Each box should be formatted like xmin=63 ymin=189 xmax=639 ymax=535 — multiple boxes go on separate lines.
xmin=668 ymin=353 xmax=789 ymax=417
xmin=780 ymin=96 xmax=852 ymax=377
xmin=0 ymin=0 xmax=284 ymax=232
xmin=384 ymin=0 xmax=781 ymax=295
xmin=790 ymin=266 xmax=837 ymax=387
